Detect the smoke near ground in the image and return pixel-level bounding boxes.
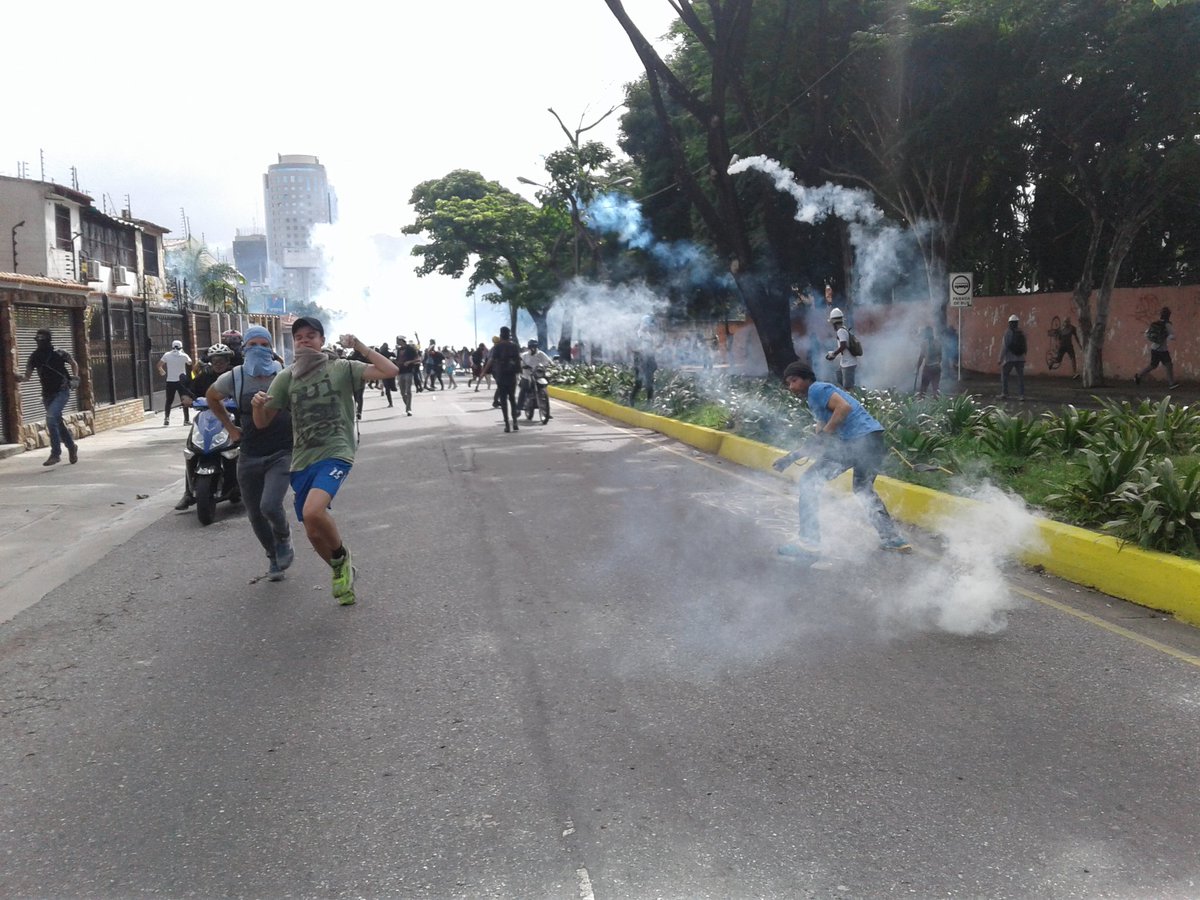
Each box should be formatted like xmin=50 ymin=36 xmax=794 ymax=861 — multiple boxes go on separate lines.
xmin=644 ymin=476 xmax=1040 ymax=679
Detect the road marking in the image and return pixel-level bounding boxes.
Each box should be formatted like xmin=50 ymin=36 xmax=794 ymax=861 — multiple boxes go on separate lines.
xmin=1008 ymin=585 xmax=1200 ymax=669
xmin=577 ymin=867 xmax=595 ymax=900
xmin=576 ymin=405 xmax=1200 ymax=667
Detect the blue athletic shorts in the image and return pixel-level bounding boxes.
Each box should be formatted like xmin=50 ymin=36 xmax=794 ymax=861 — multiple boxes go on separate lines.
xmin=290 ymin=458 xmax=352 ymax=522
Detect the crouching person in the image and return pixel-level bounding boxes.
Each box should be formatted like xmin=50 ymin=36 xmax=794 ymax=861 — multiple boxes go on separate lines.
xmin=773 ymin=361 xmax=912 ymax=558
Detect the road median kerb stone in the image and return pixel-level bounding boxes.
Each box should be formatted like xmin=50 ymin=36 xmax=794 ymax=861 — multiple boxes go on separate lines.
xmin=550 ymin=385 xmax=1200 ymax=627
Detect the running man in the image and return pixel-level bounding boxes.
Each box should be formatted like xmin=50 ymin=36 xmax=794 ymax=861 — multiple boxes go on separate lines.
xmin=773 ymin=361 xmax=911 ymax=557
xmin=206 ymin=326 xmax=295 ymax=583
xmin=157 ymin=340 xmax=194 ymax=425
xmin=251 ymin=316 xmax=399 ymax=605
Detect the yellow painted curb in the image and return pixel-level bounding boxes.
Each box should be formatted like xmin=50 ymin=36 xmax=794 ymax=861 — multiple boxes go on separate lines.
xmin=551 ymin=386 xmax=1200 ymax=626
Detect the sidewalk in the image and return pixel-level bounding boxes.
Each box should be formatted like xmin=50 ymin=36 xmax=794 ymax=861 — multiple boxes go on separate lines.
xmin=0 ymin=414 xmax=187 ymax=622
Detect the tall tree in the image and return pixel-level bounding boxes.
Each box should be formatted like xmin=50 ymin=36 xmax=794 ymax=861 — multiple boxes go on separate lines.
xmin=404 ymin=170 xmax=568 ymax=340
xmin=604 ymin=0 xmax=801 ymax=375
xmin=828 ymin=1 xmax=1021 ymax=307
xmin=1018 ymin=0 xmax=1200 ymax=386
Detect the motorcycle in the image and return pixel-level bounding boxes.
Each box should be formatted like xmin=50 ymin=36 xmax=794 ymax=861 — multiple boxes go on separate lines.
xmin=183 ymin=396 xmax=241 ymax=525
xmin=519 ymin=366 xmax=551 ymax=425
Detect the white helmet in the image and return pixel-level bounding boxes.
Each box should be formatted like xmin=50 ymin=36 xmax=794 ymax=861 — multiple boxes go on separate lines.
xmin=1008 ymin=314 xmax=1019 ymax=323
xmin=828 ymin=307 xmax=844 ymax=321
xmin=207 ymin=343 xmax=233 ymax=358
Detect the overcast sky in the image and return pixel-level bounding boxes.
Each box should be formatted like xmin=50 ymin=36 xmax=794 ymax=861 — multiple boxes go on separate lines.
xmin=4 ymin=0 xmax=679 ymax=344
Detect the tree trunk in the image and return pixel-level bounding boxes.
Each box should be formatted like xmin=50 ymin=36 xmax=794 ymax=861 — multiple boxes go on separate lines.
xmin=736 ymin=276 xmax=797 ymax=375
xmin=1069 ymin=208 xmax=1104 ymax=387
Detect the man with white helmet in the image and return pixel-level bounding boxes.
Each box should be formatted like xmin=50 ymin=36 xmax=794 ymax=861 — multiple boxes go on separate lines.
xmin=999 ymin=313 xmax=1027 ymax=400
xmin=157 ymin=339 xmax=194 ymax=426
xmin=825 ymin=307 xmax=858 ymax=391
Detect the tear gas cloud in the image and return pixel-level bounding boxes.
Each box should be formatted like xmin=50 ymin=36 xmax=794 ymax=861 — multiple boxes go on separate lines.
xmin=878 ymin=484 xmax=1039 ymax=636
xmin=307 ymin=220 xmax=511 ymax=348
xmin=586 ymin=192 xmax=735 ymax=294
xmin=603 ymin=473 xmax=1041 ymax=682
xmin=550 ymin=278 xmax=670 ymax=356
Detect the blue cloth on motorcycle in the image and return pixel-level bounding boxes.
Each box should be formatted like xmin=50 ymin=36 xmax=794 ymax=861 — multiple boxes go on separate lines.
xmin=242 ymin=326 xmax=281 ymax=377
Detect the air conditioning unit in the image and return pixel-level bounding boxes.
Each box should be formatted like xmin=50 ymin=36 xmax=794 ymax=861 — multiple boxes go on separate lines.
xmin=114 ymin=265 xmax=132 ymax=285
xmin=80 ymin=258 xmax=98 ymax=282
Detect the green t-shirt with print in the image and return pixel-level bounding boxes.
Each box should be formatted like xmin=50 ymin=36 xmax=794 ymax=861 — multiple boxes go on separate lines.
xmin=266 ymin=358 xmax=368 ymax=471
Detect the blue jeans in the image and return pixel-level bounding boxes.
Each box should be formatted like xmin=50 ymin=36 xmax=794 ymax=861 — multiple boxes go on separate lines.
xmin=796 ymin=431 xmax=899 ymax=544
xmin=44 ymin=388 xmax=77 ymax=458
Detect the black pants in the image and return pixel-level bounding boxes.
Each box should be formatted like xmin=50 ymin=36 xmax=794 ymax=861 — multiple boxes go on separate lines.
xmin=164 ymin=379 xmax=192 ymax=420
xmin=496 ymin=378 xmax=518 ymax=425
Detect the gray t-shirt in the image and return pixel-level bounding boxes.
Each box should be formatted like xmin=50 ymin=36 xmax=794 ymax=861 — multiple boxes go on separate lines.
xmin=212 ymin=367 xmax=292 ymax=458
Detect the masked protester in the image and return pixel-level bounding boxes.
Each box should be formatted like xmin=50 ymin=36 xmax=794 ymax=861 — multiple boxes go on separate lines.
xmin=16 ymin=329 xmax=79 ymax=466
xmin=204 ymin=326 xmax=295 ymax=582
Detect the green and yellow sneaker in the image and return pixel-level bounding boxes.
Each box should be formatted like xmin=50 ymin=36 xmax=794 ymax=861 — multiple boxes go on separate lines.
xmin=331 ymin=547 xmax=356 ymax=606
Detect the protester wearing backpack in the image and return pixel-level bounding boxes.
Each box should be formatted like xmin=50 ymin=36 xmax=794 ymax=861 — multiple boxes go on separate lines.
xmin=481 ymin=326 xmax=523 ymax=433
xmin=1135 ymin=307 xmax=1179 ymax=390
xmin=825 ymin=307 xmax=860 ymax=391
xmin=1000 ymin=314 xmax=1027 ymax=401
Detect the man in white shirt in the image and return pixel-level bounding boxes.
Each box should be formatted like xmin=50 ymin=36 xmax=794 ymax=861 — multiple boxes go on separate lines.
xmin=519 ymin=339 xmax=555 ymax=422
xmin=157 ymin=340 xmax=194 ymax=425
xmin=824 ymin=307 xmax=857 ymax=391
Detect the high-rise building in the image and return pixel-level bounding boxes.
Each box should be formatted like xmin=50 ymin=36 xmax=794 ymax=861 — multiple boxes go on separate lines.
xmin=232 ymin=230 xmax=268 ymax=284
xmin=262 ymin=154 xmax=332 ymax=303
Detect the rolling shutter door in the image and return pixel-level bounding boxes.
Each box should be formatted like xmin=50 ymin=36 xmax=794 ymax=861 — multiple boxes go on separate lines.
xmin=14 ymin=306 xmax=80 ymax=423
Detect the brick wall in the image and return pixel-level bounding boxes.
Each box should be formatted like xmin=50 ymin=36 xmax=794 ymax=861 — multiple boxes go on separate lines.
xmin=90 ymin=400 xmax=146 ymax=433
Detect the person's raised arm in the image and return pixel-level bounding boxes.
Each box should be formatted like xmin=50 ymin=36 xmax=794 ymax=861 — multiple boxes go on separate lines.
xmin=340 ymin=334 xmax=398 ymax=381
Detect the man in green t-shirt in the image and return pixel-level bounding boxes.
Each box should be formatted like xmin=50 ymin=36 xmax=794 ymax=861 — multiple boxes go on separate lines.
xmin=252 ymin=316 xmax=399 ymax=605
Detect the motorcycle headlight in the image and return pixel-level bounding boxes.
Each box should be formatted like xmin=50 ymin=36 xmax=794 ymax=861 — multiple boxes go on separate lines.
xmin=212 ymin=431 xmax=229 ymax=447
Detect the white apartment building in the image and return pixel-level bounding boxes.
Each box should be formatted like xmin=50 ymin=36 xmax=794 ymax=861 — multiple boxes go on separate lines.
xmin=263 ymin=154 xmax=333 ymax=303
xmin=0 ymin=174 xmax=169 ymax=302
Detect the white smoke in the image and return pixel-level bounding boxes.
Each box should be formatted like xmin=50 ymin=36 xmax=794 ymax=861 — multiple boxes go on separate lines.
xmin=879 ymin=484 xmax=1040 ymax=636
xmin=728 ymin=154 xmax=932 ymax=309
xmin=553 ymin=278 xmax=669 ymax=360
xmin=307 ymin=221 xmax=509 ymax=348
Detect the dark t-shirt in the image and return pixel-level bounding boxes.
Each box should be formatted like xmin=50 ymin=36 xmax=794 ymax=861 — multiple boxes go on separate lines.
xmin=213 ymin=367 xmax=292 ymax=458
xmin=489 ymin=341 xmax=522 ymax=384
xmin=399 ymin=345 xmax=421 ymax=372
xmin=28 ymin=347 xmax=72 ymax=400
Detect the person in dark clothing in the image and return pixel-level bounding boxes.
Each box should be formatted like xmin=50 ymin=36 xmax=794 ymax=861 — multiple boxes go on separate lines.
xmin=396 ymin=337 xmax=420 ymax=415
xmin=377 ymin=342 xmax=396 ymax=407
xmin=16 ymin=329 xmax=79 ymax=466
xmin=205 ymin=325 xmax=295 ymax=581
xmin=481 ymin=326 xmax=522 ymax=432
xmin=471 ymin=342 xmax=490 ymax=391
xmin=1052 ymin=317 xmax=1082 ymax=376
xmin=349 ymin=346 xmax=369 ymax=419
xmin=1135 ymin=307 xmax=1179 ymax=389
xmin=174 ymin=343 xmax=235 ymax=508
xmin=428 ymin=344 xmax=445 ymax=390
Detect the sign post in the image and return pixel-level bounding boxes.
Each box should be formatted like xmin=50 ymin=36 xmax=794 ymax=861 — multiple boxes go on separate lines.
xmin=949 ymin=272 xmax=974 ymax=381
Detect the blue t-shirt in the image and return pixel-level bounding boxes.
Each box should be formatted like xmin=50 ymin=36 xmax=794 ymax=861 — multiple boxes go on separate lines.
xmin=807 ymin=382 xmax=883 ymax=440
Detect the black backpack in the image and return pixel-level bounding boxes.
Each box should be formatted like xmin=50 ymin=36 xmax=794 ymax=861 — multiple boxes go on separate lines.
xmin=847 ymin=330 xmax=864 ymax=357
xmin=1146 ymin=320 xmax=1168 ymax=345
xmin=493 ymin=342 xmax=521 ymax=377
xmin=1009 ymin=329 xmax=1027 ymax=356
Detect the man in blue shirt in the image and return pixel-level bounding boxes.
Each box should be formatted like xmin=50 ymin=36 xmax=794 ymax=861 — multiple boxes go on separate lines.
xmin=773 ymin=361 xmax=911 ymax=557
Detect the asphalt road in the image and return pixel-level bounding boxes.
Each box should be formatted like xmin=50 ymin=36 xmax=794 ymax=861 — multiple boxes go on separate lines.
xmin=1 ymin=385 xmax=1198 ymax=899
